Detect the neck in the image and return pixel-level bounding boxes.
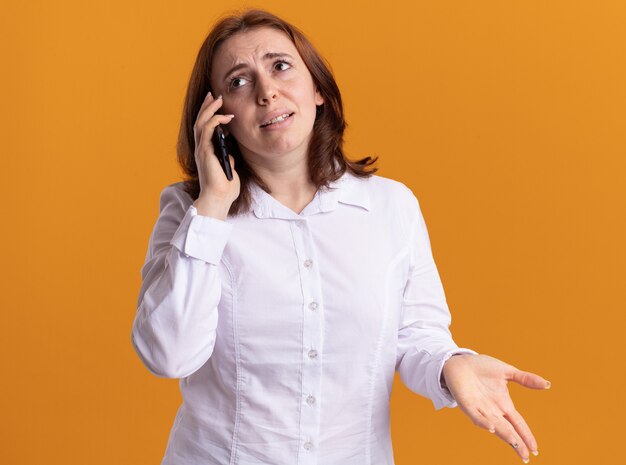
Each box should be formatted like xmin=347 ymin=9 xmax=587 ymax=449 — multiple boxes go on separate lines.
xmin=244 ymin=150 xmax=316 ymax=200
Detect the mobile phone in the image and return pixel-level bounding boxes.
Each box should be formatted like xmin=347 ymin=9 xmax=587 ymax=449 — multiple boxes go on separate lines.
xmin=211 ymin=125 xmax=234 ymax=181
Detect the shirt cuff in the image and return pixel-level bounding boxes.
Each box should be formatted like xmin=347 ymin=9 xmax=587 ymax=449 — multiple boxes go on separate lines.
xmin=433 ymin=347 xmax=479 ymax=410
xmin=169 ymin=205 xmax=233 ymax=264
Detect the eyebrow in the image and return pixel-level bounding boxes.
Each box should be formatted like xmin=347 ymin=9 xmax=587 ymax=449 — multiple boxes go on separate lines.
xmin=222 ymin=52 xmax=294 ymax=82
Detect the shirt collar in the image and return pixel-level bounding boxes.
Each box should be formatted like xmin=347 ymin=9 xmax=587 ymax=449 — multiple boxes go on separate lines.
xmin=250 ymin=171 xmax=371 ymax=220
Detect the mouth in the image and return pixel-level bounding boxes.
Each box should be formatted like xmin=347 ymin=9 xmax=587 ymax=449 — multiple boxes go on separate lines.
xmin=260 ymin=112 xmax=295 ymax=128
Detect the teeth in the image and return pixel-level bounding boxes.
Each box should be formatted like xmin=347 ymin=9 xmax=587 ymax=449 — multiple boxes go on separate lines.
xmin=263 ymin=113 xmax=291 ymax=126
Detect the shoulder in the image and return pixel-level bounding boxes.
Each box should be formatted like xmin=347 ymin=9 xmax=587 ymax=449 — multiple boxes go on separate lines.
xmin=364 ymin=173 xmax=415 ymax=194
xmin=357 ymin=173 xmax=421 ymax=213
xmin=158 ymin=181 xmax=194 ymax=211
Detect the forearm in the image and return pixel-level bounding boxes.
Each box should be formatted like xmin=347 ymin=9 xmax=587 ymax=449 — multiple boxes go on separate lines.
xmin=131 ymin=243 xmax=222 ymax=378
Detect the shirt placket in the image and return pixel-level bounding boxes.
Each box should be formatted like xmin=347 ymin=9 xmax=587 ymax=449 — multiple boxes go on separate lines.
xmin=292 ymin=217 xmax=324 ymax=465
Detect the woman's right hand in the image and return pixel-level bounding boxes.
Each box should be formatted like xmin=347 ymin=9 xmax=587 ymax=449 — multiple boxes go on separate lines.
xmin=192 ymin=92 xmax=241 ymax=218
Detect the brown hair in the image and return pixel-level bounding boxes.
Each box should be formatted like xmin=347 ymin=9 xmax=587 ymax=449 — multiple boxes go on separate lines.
xmin=177 ymin=8 xmax=378 ymax=216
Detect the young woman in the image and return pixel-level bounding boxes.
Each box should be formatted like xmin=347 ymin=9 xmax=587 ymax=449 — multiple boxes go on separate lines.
xmin=131 ymin=8 xmax=550 ymax=465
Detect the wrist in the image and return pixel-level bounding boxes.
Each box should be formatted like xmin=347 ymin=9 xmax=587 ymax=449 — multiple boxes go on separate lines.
xmin=193 ymin=196 xmax=232 ymax=220
xmin=441 ymin=353 xmax=473 ymax=388
xmin=441 ymin=354 xmax=460 ymax=387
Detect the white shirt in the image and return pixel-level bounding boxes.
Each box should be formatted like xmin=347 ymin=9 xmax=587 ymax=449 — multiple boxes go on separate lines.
xmin=131 ymin=171 xmax=477 ymax=465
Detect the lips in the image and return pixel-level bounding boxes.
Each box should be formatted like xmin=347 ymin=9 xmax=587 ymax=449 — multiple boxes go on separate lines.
xmin=260 ymin=110 xmax=295 ymax=128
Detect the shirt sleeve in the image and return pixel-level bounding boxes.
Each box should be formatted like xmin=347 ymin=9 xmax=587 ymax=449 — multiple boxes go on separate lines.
xmin=395 ymin=188 xmax=478 ymax=410
xmin=130 ymin=184 xmax=233 ymax=379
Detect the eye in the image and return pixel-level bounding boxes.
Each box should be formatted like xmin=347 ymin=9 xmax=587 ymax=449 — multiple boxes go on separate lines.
xmin=228 ymin=76 xmax=249 ymax=90
xmin=274 ymin=60 xmax=292 ymax=72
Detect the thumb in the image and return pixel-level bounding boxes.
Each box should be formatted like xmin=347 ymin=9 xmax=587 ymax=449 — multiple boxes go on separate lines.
xmin=510 ymin=369 xmax=552 ymax=390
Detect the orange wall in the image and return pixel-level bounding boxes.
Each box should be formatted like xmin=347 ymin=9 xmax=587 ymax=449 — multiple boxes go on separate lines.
xmin=2 ymin=1 xmax=624 ymax=464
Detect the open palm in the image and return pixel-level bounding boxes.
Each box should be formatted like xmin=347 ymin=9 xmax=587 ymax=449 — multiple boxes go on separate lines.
xmin=442 ymin=353 xmax=551 ymax=463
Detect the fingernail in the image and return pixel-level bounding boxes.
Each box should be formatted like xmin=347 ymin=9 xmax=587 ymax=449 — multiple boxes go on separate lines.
xmin=522 ymin=458 xmax=529 ymax=464
xmin=217 ymin=94 xmax=223 ymax=100
xmin=489 ymin=426 xmax=496 ymax=433
xmin=544 ymin=381 xmax=551 ymax=389
xmin=532 ymin=450 xmax=539 ymax=456
xmin=225 ymin=114 xmax=235 ymax=117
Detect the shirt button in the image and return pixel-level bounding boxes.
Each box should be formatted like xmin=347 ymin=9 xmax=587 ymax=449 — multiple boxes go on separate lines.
xmin=308 ymin=301 xmax=318 ymax=311
xmin=308 ymin=349 xmax=318 ymax=359
xmin=303 ymin=441 xmax=313 ymax=450
xmin=303 ymin=259 xmax=313 ymax=268
xmin=306 ymin=395 xmax=316 ymax=405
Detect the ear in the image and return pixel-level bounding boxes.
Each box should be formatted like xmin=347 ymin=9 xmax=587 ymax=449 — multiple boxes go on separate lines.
xmin=314 ymin=87 xmax=325 ymax=106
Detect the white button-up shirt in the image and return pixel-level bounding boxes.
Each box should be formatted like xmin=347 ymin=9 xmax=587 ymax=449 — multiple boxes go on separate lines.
xmin=131 ymin=171 xmax=477 ymax=465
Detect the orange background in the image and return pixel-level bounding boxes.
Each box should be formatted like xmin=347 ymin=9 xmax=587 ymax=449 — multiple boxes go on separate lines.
xmin=2 ymin=0 xmax=624 ymax=464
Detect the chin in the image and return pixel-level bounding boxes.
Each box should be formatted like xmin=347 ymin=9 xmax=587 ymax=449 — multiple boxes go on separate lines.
xmin=252 ymin=136 xmax=310 ymax=157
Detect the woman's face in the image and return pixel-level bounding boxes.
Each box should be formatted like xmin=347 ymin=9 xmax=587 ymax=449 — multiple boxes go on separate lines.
xmin=209 ymin=27 xmax=324 ymax=164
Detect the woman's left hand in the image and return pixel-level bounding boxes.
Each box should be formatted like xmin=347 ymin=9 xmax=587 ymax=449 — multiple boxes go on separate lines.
xmin=441 ymin=353 xmax=551 ymax=463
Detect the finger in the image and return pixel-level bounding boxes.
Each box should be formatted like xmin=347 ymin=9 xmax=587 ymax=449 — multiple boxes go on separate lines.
xmin=198 ymin=91 xmax=219 ymax=113
xmin=200 ymin=90 xmax=213 ymax=108
xmin=481 ymin=408 xmax=530 ymax=462
xmin=194 ymin=95 xmax=225 ymax=136
xmin=510 ymin=369 xmax=552 ymax=390
xmin=196 ymin=95 xmax=224 ymax=128
xmin=460 ymin=404 xmax=496 ymax=433
xmin=504 ymin=408 xmax=539 ymax=456
xmin=195 ymin=92 xmax=217 ymax=127
xmin=197 ymin=115 xmax=235 ymax=155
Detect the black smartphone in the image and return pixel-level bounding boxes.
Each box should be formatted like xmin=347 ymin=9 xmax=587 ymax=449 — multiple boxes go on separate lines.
xmin=211 ymin=125 xmax=234 ymax=181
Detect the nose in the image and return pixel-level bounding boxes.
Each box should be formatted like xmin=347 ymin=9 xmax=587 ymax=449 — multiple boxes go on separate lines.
xmin=256 ymin=74 xmax=278 ymax=105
